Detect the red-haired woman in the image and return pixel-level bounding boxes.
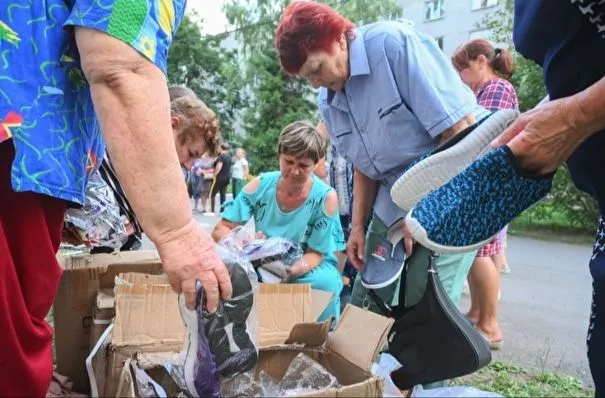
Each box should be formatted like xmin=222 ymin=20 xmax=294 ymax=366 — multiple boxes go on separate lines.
xmin=274 ymin=1 xmax=514 ymax=338
xmin=452 ymin=39 xmax=519 ymax=350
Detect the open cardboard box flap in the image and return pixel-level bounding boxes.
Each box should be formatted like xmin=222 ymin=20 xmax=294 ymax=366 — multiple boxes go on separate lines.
xmin=111 ymin=273 xmax=185 ymax=348
xmin=257 ymin=284 xmax=334 ymax=348
xmin=57 ymin=250 xmax=161 ymax=271
xmin=327 ymin=304 xmax=394 ymax=372
xmin=110 ymin=274 xmax=335 ymax=349
xmin=90 ymin=272 xmax=391 ymax=397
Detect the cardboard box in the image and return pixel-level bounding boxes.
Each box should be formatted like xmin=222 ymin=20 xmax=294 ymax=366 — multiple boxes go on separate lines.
xmin=88 ymin=276 xmax=393 ymax=397
xmin=257 ymin=303 xmax=394 ymax=397
xmin=54 ymin=251 xmax=162 ymax=393
xmin=89 ymin=289 xmax=116 ymax=352
xmin=104 ymin=272 xmax=184 ymax=397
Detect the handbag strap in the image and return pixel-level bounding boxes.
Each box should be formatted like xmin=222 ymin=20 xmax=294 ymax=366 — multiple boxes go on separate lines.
xmin=366 ymin=248 xmax=440 ymax=318
xmin=367 ymin=289 xmax=393 ymax=317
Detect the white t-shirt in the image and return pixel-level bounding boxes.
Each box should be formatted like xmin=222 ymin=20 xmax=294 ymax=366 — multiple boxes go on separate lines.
xmin=231 ymin=158 xmax=249 ymax=180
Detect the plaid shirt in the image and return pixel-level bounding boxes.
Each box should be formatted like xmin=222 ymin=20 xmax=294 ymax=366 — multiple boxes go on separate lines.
xmin=476 ymin=78 xmax=519 ymax=112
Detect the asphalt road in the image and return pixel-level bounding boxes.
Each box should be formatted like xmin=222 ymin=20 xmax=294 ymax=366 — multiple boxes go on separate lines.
xmin=143 ymin=203 xmax=596 ymax=388
xmin=470 ymin=236 xmax=595 ymax=387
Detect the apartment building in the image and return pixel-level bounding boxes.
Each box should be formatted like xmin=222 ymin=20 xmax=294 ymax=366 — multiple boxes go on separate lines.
xmin=399 ymin=0 xmax=504 ymax=56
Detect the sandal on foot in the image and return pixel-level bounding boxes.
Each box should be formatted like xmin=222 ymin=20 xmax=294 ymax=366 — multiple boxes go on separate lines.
xmin=476 ymin=328 xmax=503 ymax=351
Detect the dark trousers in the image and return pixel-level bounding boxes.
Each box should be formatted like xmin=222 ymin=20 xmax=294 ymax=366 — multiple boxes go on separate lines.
xmin=589 ymin=216 xmax=605 ymax=398
xmin=211 ymin=179 xmax=229 ymax=213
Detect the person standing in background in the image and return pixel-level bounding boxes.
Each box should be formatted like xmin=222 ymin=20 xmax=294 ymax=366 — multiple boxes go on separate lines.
xmin=190 ymin=158 xmax=205 ymax=211
xmin=197 ymin=152 xmax=217 ymax=213
xmin=275 ymin=2 xmax=482 ymax=327
xmin=231 ymin=147 xmax=250 ymax=198
xmin=452 ymin=39 xmax=519 ymax=349
xmin=211 ymin=143 xmax=233 ymax=214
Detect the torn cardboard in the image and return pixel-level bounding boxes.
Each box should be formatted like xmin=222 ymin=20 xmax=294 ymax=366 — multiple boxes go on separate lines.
xmin=112 ymin=273 xmax=184 ymax=348
xmin=54 ymin=250 xmax=162 ymax=393
xmin=89 ymin=289 xmax=116 ymax=352
xmin=104 ymin=273 xmax=184 ymax=397
xmin=86 ymin=323 xmax=113 ymax=398
xmin=256 ymin=284 xmax=334 ymax=347
xmin=257 ymin=304 xmax=394 ymax=397
xmin=90 ymin=273 xmax=391 ymax=397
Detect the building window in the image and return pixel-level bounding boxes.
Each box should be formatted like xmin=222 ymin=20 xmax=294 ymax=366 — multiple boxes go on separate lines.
xmin=471 ymin=0 xmax=498 ymax=10
xmin=434 ymin=36 xmax=444 ymax=50
xmin=425 ymin=0 xmax=445 ymax=21
xmin=469 ymin=28 xmax=493 ymax=40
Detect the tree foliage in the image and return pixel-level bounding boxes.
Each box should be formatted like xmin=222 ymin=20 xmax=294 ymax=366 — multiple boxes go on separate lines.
xmin=481 ymin=0 xmax=599 ymax=233
xmin=222 ymin=0 xmax=402 ymax=173
xmin=167 ymin=13 xmax=242 ymax=141
xmin=480 ymin=0 xmax=546 ymax=112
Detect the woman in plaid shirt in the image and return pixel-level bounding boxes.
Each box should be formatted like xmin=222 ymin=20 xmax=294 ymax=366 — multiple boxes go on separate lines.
xmin=452 ymin=39 xmax=519 ymax=349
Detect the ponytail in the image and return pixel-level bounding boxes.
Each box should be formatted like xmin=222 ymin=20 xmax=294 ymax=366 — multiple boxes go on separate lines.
xmin=452 ymin=39 xmax=515 ymax=79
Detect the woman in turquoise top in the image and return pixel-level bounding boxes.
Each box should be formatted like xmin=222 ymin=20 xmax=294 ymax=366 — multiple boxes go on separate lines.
xmin=212 ymin=121 xmax=345 ymax=322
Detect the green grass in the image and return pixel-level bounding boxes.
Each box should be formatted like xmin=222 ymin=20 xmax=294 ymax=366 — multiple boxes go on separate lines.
xmin=454 ymin=361 xmax=593 ymax=397
xmin=509 ymin=211 xmax=595 ymax=245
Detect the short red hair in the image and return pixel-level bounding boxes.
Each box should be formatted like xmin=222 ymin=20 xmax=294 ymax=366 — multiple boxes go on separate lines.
xmin=275 ymin=1 xmax=355 ymax=75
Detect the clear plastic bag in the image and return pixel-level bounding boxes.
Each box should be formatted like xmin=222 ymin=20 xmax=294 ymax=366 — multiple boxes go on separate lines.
xmin=221 ymin=371 xmax=262 ymax=397
xmin=180 ymin=244 xmax=260 ymax=398
xmin=130 ymin=363 xmax=168 ymax=398
xmin=411 ymin=385 xmax=502 ymax=397
xmin=371 ymin=353 xmax=406 ymax=397
xmin=258 ymin=354 xmax=338 ymax=396
xmin=216 ymin=225 xmax=258 ymax=253
xmin=259 ymin=371 xmax=284 ymax=396
xmin=64 ymin=171 xmax=127 ymax=248
xmin=279 ymin=353 xmax=338 ymax=395
xmin=218 ymin=225 xmax=303 ymax=283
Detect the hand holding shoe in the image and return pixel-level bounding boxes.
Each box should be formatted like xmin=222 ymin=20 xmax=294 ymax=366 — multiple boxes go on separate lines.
xmin=492 ymin=96 xmax=597 ymax=175
xmin=155 ymin=220 xmax=232 ymax=312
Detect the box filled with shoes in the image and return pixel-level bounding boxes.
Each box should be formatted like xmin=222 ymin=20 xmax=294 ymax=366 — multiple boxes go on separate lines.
xmin=55 ymin=252 xmax=395 ymax=397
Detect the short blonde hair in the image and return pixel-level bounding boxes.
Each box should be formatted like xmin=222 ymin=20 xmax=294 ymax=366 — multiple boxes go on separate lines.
xmin=171 ymin=97 xmax=221 ymax=156
xmin=278 ymin=121 xmax=327 ymax=163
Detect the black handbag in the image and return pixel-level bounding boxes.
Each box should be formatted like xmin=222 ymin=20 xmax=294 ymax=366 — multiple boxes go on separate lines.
xmin=369 ymin=245 xmax=491 ymax=390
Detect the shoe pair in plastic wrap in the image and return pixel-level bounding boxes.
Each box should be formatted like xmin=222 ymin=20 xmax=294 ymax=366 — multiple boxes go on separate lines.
xmin=178 ymin=249 xmax=258 ymax=397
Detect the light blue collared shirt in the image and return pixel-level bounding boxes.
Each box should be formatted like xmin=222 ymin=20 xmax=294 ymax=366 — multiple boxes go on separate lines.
xmin=319 ymin=21 xmax=487 ymax=226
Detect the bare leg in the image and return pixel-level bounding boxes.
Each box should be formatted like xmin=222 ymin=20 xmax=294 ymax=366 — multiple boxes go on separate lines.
xmin=466 ymin=259 xmax=481 ymax=323
xmin=467 ymin=256 xmax=503 ymax=343
xmin=493 ymin=251 xmax=511 ymax=273
xmin=493 ymin=227 xmax=511 ymax=273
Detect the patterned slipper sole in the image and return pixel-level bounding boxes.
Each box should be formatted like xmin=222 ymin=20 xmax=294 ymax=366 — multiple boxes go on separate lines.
xmin=391 ymin=109 xmax=519 ymax=212
xmin=405 ymin=146 xmax=554 ymax=254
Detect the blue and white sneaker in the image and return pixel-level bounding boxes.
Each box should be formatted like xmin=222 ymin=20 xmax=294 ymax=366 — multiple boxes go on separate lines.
xmin=405 ymin=146 xmax=554 ymax=254
xmin=360 ymin=218 xmax=406 ymax=289
xmin=391 ymin=109 xmax=520 ymax=212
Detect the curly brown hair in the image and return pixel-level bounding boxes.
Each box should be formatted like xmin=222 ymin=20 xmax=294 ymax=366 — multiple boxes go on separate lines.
xmin=171 ymin=97 xmax=221 ymax=156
